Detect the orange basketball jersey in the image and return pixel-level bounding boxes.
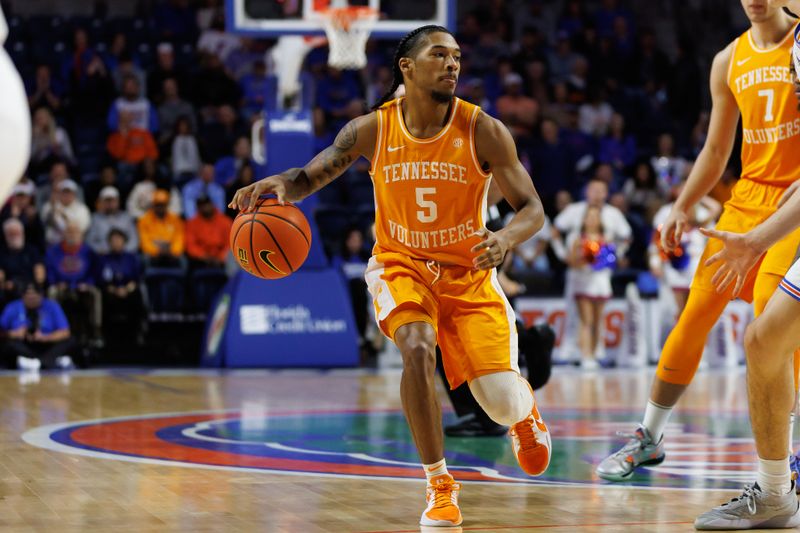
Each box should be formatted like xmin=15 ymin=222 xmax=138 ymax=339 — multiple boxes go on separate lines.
xmin=369 ymin=97 xmax=490 ymax=267
xmin=728 ymin=22 xmax=800 ymax=186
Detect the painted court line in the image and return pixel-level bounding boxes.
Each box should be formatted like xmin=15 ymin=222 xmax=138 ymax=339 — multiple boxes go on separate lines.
xmin=361 ymin=520 xmax=696 ymax=532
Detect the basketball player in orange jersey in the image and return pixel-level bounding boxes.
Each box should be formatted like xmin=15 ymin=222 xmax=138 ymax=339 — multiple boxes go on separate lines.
xmin=230 ymin=26 xmax=549 ymax=528
xmin=597 ymin=0 xmax=800 ymax=484
xmin=691 ymin=17 xmax=800 ymax=526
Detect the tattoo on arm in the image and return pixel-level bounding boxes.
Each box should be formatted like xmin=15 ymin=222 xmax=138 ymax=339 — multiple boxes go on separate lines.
xmin=284 ymin=120 xmax=359 ymax=198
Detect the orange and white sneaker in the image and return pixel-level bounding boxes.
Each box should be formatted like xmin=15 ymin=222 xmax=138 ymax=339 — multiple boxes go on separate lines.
xmin=509 ymin=387 xmax=551 ymax=476
xmin=419 ymin=474 xmax=463 ymax=527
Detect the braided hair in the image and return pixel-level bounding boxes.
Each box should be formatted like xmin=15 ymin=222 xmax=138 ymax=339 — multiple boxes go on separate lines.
xmin=371 ymin=25 xmax=454 ymax=110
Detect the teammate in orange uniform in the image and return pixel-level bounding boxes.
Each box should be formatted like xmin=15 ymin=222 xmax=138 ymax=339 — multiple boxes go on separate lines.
xmin=597 ymin=0 xmax=800 ymax=483
xmin=230 ymin=26 xmax=549 ymax=528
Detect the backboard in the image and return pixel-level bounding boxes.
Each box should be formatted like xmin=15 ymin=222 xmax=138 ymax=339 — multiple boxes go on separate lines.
xmin=227 ymin=0 xmax=455 ymax=38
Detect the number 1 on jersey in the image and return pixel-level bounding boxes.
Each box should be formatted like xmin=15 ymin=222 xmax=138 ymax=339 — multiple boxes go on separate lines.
xmin=757 ymin=89 xmax=774 ymax=122
xmin=416 ymin=187 xmax=438 ymax=223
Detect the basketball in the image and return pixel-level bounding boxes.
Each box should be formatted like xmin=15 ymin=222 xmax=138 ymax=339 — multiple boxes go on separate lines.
xmin=230 ymin=198 xmax=312 ymax=280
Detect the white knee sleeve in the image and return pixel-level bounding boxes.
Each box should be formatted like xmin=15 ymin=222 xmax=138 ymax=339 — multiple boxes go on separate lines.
xmin=0 ymin=46 xmax=31 ymax=205
xmin=469 ymin=371 xmax=533 ymax=426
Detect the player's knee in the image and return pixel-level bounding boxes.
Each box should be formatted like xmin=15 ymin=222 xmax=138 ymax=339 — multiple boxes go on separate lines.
xmin=743 ymin=320 xmax=780 ymax=368
xmin=480 ymin=395 xmax=521 ymax=426
xmin=399 ymin=339 xmax=436 ymax=373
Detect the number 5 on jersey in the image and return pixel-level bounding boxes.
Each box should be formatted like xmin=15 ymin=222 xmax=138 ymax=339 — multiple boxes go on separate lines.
xmin=416 ymin=187 xmax=438 ymax=223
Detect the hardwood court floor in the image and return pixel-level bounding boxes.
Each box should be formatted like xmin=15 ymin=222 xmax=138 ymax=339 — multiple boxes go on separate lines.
xmin=0 ymin=367 xmax=780 ymax=532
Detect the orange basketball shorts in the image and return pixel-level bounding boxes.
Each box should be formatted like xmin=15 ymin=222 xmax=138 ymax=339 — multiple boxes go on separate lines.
xmin=692 ymin=179 xmax=800 ymax=301
xmin=365 ymin=252 xmax=519 ymax=389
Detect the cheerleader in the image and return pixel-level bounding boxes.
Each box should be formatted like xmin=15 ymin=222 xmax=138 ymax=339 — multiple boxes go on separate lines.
xmin=567 ymin=205 xmax=616 ymax=369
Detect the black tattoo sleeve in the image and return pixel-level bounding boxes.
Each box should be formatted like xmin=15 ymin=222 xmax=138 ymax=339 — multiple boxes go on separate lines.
xmin=280 ymin=120 xmax=359 ymax=200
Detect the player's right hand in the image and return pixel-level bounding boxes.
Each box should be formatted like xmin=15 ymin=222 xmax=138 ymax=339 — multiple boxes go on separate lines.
xmin=660 ymin=207 xmax=690 ymax=252
xmin=229 ymin=176 xmax=287 ymax=212
xmin=699 ymin=227 xmax=762 ymax=298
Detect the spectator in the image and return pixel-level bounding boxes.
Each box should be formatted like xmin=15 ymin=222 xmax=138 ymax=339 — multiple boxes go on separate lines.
xmin=84 ymin=165 xmax=123 ymax=210
xmin=138 ymin=189 xmax=185 ymax=267
xmin=46 ymin=224 xmax=101 ymax=345
xmin=214 ymin=136 xmax=255 ymax=187
xmin=0 ymin=219 xmax=46 ymax=300
xmin=315 ymin=67 xmax=362 ymax=135
xmin=106 ymin=110 xmax=160 ymax=165
xmin=0 ymin=283 xmax=76 ymax=370
xmin=557 ymin=0 xmax=588 ymax=40
xmin=86 ymin=187 xmax=139 ymax=254
xmin=462 ymin=79 xmax=495 ymax=117
xmin=199 ymin=104 xmax=245 ymax=162
xmin=171 ymin=116 xmax=202 ymax=180
xmin=331 ymin=227 xmax=370 ymax=352
xmin=578 ymin=85 xmax=614 ymax=137
xmin=114 ymin=56 xmax=148 ymax=100
xmin=512 ymin=28 xmax=547 ymax=73
xmin=191 ymin=53 xmax=241 ymax=116
xmin=622 ymin=160 xmax=663 ymax=219
xmin=565 ymin=55 xmax=589 ymax=105
xmin=225 ymin=162 xmax=254 ymax=218
xmin=566 ymin=205 xmax=614 ymax=369
xmin=182 ymin=164 xmax=226 ymax=219
xmin=96 ymin=229 xmax=143 ymax=345
xmin=148 ymin=43 xmax=191 ymax=105
xmin=495 ymin=72 xmax=539 ymax=140
xmin=239 ymin=59 xmax=268 ymax=120
xmin=547 ymin=31 xmax=581 ymax=84
xmin=64 ymin=28 xmax=115 ymax=123
xmin=522 ymin=59 xmax=550 ymax=107
xmin=36 ymin=161 xmax=83 ymax=209
xmin=185 ymin=195 xmax=232 ymax=269
xmin=598 ymin=112 xmax=636 ymax=172
xmin=153 ymin=0 xmax=198 ymax=44
xmin=103 ymin=32 xmax=136 ymax=75
xmin=29 ymin=108 xmax=76 ymax=175
xmin=107 ymin=75 xmax=159 ymax=133
xmin=544 ymin=82 xmax=574 ymax=128
xmin=651 ymin=132 xmax=689 ymax=192
xmin=594 ymin=0 xmax=634 ymax=38
xmin=632 ymin=28 xmax=670 ymax=90
xmin=27 ymin=64 xmax=63 ymax=113
xmin=41 ymin=179 xmax=91 ymax=246
xmin=158 ymin=77 xmax=197 ymax=146
xmin=527 ymin=118 xmax=575 ymax=216
xmin=1 ymin=182 xmax=46 ymax=252
xmin=197 ymin=11 xmax=241 ymax=62
xmin=126 ymin=160 xmax=183 ymax=219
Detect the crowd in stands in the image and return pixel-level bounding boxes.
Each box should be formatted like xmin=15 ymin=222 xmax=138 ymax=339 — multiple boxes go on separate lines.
xmin=0 ymin=0 xmax=748 ymax=368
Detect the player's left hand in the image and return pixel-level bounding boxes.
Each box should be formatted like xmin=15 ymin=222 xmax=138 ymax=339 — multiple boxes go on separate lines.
xmin=699 ymin=228 xmax=763 ymax=298
xmin=471 ymin=228 xmax=510 ymax=270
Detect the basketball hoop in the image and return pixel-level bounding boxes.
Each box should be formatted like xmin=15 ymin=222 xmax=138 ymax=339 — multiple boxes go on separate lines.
xmin=318 ymin=6 xmax=378 ymax=70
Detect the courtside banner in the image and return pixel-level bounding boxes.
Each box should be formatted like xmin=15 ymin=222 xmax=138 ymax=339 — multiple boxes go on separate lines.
xmin=514 ymin=297 xmax=752 ymax=365
xmin=202 ymin=270 xmax=360 ymax=367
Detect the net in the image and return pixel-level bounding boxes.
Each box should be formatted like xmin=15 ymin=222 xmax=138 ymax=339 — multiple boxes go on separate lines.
xmin=318 ymin=6 xmax=378 ymax=70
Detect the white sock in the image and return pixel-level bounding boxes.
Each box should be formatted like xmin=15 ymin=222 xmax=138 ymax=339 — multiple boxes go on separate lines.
xmin=757 ymin=456 xmax=792 ymax=495
xmin=789 ymin=412 xmax=795 ymax=456
xmin=642 ymin=400 xmax=672 ymax=442
xmin=423 ymin=458 xmax=449 ymax=483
